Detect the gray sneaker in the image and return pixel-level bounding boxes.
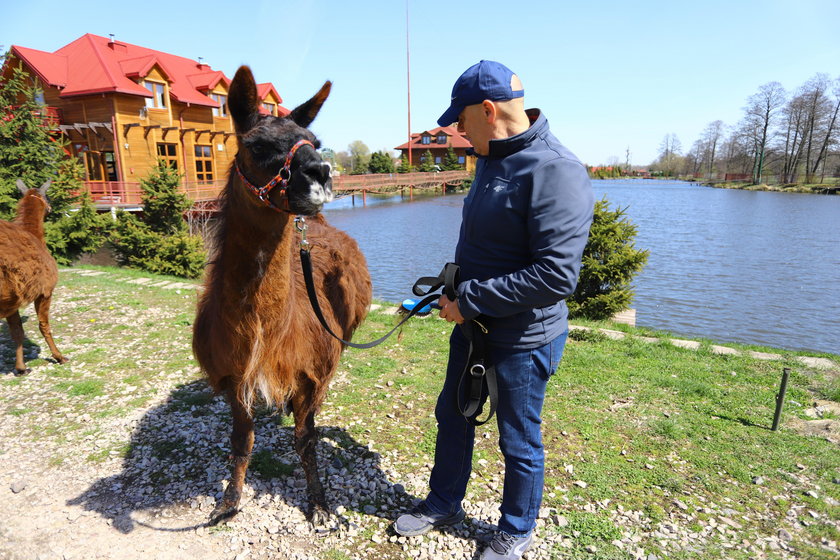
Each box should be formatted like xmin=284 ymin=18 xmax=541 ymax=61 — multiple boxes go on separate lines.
xmin=393 ymin=501 xmax=466 ymax=537
xmin=480 ymin=531 xmax=534 ymax=559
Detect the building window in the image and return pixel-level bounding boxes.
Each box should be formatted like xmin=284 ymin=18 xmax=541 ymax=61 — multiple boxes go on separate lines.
xmin=157 ymin=143 xmax=178 ymax=170
xmin=211 ymin=93 xmax=227 ymax=117
xmin=262 ymin=102 xmax=275 ymax=115
xmin=458 ymin=155 xmax=465 ymax=164
xmin=437 ymin=134 xmax=447 ymax=144
xmin=195 ymin=145 xmax=213 ymax=182
xmin=434 ymin=156 xmax=441 ymax=164
xmin=421 ymin=135 xmax=431 ymax=145
xmin=143 ymin=80 xmax=167 ymax=109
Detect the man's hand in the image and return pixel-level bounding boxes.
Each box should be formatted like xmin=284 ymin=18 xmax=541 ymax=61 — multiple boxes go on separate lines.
xmin=437 ymin=295 xmax=465 ymax=324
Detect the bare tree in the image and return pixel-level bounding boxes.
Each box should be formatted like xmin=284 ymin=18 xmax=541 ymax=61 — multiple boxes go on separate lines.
xmin=778 ymin=92 xmax=807 ymax=183
xmin=797 ymin=74 xmax=834 ymax=183
xmin=655 ymin=133 xmax=682 ymax=176
xmin=743 ymin=82 xmax=786 ymax=184
xmin=700 ymin=120 xmax=724 ymax=180
xmin=809 ymin=76 xmax=840 ymax=182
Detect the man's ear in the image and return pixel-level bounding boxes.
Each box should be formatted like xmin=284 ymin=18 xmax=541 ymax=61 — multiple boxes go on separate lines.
xmin=482 ymin=100 xmax=497 ymax=123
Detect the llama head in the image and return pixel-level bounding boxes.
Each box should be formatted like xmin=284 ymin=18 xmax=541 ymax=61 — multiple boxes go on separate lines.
xmin=15 ymin=179 xmax=52 ymax=214
xmin=228 ymin=65 xmax=333 ymax=216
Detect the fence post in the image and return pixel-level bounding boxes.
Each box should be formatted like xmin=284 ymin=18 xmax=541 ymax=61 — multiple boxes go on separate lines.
xmin=771 ymin=367 xmax=790 ymax=431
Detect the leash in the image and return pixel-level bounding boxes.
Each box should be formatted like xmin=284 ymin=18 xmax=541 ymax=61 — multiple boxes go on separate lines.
xmin=296 ymin=216 xmax=440 ymax=349
xmin=296 ymin=216 xmax=498 ymax=425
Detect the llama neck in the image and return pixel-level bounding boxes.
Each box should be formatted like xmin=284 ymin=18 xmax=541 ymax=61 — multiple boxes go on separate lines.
xmin=218 ymin=206 xmax=298 ymax=302
xmin=14 ymin=199 xmax=47 ymax=242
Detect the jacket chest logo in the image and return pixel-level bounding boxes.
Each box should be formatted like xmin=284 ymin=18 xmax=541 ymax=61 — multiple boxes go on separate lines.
xmin=493 ymin=184 xmax=505 ymax=193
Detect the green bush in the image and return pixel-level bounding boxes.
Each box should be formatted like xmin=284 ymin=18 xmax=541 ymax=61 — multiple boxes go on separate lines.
xmin=568 ymin=197 xmax=649 ymax=320
xmin=110 ymin=161 xmax=205 ymax=278
xmin=45 ymin=190 xmax=112 ymax=266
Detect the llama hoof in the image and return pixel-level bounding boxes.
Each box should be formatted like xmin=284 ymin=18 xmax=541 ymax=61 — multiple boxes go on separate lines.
xmin=208 ymin=502 xmax=239 ymax=525
xmin=309 ymin=506 xmax=339 ymax=533
xmin=55 ymin=356 xmax=69 ymax=365
xmin=13 ymin=368 xmax=31 ymax=377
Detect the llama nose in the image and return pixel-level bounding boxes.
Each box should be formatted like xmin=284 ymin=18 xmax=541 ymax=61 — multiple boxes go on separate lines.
xmin=317 ymin=161 xmax=332 ymax=184
xmin=302 ymin=161 xmax=332 ymax=185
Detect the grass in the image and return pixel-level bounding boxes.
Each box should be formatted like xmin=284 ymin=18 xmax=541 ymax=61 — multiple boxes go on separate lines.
xmin=0 ymin=265 xmax=838 ymax=559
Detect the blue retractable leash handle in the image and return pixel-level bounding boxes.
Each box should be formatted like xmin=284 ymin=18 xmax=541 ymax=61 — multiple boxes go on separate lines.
xmin=400 ymin=299 xmax=441 ymax=314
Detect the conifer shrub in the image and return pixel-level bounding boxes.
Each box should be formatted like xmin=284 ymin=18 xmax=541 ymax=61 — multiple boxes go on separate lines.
xmin=568 ymin=197 xmax=649 ymax=320
xmin=110 ymin=161 xmax=206 ymax=278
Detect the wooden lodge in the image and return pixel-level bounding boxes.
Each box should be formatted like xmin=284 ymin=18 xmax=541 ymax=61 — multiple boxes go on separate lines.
xmin=4 ymin=33 xmax=288 ymax=207
xmin=395 ymin=126 xmax=476 ymax=174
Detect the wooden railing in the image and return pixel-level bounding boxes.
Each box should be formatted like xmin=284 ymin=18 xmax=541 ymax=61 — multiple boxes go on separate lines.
xmin=82 ymin=170 xmax=470 ymax=208
xmin=83 ymin=180 xmax=226 ymax=206
xmin=331 ymin=170 xmax=470 ymax=193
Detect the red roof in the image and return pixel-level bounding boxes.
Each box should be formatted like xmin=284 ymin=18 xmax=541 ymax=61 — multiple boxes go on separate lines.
xmin=394 ymin=125 xmax=472 ymax=150
xmin=9 ymin=33 xmax=285 ymax=111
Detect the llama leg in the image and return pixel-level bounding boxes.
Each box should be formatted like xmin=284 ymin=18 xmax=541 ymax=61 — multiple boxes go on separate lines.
xmin=291 ymin=386 xmax=331 ymax=526
xmin=210 ymin=385 xmax=254 ymax=524
xmin=6 ymin=312 xmax=30 ymax=376
xmin=33 ymin=295 xmax=68 ymax=365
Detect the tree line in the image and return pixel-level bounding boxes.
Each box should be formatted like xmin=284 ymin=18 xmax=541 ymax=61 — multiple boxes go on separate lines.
xmin=321 ymin=141 xmax=462 ymax=175
xmin=651 ymin=73 xmax=840 ymax=185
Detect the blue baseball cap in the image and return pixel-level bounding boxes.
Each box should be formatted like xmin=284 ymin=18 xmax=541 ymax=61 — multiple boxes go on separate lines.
xmin=437 ymin=60 xmax=524 ymax=127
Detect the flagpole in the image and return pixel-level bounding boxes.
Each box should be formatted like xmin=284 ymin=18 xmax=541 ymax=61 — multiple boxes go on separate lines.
xmin=406 ymin=0 xmax=413 ymax=167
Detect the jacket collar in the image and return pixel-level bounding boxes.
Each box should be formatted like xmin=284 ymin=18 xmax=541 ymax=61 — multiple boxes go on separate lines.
xmin=479 ymin=108 xmax=546 ymax=159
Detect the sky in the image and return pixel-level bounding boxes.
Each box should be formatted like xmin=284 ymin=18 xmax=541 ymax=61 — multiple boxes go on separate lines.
xmin=2 ymin=0 xmax=838 ymax=166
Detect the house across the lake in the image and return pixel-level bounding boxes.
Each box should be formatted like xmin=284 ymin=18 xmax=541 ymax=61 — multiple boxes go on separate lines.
xmin=3 ymin=33 xmax=288 ymax=205
xmin=395 ymin=126 xmax=476 ymax=173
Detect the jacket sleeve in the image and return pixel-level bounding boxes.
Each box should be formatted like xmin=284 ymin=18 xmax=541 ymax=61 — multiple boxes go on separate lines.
xmin=456 ymin=158 xmax=594 ymax=320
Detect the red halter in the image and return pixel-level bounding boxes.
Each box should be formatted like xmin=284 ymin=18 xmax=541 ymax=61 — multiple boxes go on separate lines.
xmin=235 ymin=138 xmax=314 ymax=213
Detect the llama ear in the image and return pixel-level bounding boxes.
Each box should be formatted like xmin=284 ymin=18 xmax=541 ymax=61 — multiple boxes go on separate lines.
xmin=39 ymin=180 xmax=51 ymax=197
xmin=289 ymin=81 xmax=331 ymax=128
xmin=16 ymin=179 xmax=28 ymax=195
xmin=228 ymin=65 xmax=259 ymax=134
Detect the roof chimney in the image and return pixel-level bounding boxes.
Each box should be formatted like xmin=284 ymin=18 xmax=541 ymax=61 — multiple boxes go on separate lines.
xmin=109 ymin=34 xmax=115 ymax=43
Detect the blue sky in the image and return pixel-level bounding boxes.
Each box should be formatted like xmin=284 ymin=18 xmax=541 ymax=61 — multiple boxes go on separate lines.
xmin=2 ymin=0 xmax=838 ymax=166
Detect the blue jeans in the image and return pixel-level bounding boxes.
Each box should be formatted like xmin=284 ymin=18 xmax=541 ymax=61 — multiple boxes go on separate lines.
xmin=425 ymin=326 xmax=567 ymax=536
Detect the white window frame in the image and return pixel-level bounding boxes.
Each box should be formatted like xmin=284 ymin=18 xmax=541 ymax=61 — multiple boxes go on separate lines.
xmin=143 ymin=80 xmax=167 ymax=109
xmin=211 ymin=93 xmax=228 ymax=117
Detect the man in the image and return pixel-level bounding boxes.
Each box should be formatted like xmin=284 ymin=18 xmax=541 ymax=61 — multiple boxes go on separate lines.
xmin=393 ymin=60 xmax=594 ymax=560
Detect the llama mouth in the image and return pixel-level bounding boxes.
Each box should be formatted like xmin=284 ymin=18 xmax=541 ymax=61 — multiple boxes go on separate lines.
xmin=307 ymin=181 xmax=334 ymax=206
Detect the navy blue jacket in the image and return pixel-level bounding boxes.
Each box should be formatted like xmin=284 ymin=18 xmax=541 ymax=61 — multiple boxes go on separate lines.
xmin=454 ymin=109 xmax=594 ymax=349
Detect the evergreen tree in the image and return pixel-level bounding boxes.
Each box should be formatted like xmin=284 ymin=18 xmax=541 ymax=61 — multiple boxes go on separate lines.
xmin=0 ymin=62 xmax=64 ymax=218
xmin=110 ymin=160 xmax=206 ymax=278
xmin=417 ymin=149 xmax=437 ymax=172
xmin=1 ymin=57 xmax=108 ymax=262
xmin=442 ymin=147 xmax=461 ymax=170
xmin=396 ymin=153 xmax=414 ymax=173
xmin=368 ymin=151 xmax=396 ymax=174
xmin=140 ymin=160 xmax=190 ymax=234
xmin=568 ymin=197 xmax=649 ymax=320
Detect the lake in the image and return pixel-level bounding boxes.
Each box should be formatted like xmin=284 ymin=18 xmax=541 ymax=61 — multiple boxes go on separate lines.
xmin=322 ymin=179 xmax=840 ymax=355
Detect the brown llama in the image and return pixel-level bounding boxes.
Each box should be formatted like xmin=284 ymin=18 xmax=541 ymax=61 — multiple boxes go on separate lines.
xmin=193 ymin=66 xmax=371 ymax=526
xmin=0 ymin=179 xmax=68 ymax=375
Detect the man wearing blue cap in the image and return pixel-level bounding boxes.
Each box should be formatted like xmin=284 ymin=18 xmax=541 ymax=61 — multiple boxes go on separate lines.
xmin=393 ymin=61 xmax=594 ymax=559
